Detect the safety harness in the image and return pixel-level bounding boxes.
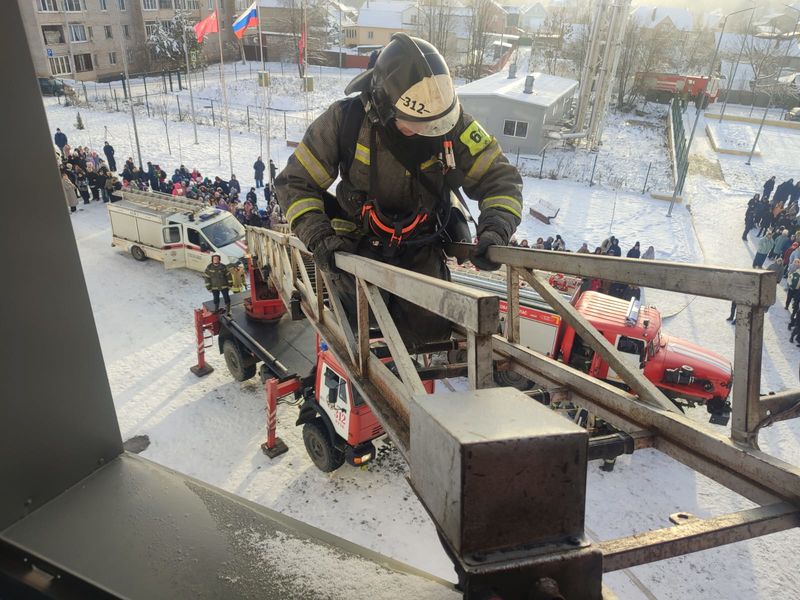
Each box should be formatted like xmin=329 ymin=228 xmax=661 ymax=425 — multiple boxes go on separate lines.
xmin=337 ymin=96 xmax=471 ymax=251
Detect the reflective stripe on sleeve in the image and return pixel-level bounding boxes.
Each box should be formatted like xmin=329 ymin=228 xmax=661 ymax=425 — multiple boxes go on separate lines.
xmin=465 ymin=144 xmax=501 ymax=184
xmin=294 ymin=142 xmax=334 ymax=188
xmin=354 ymin=143 xmax=370 ymax=166
xmin=481 ymin=195 xmax=523 ymax=219
xmin=286 ymin=197 xmax=325 ymax=226
xmin=331 ymin=218 xmax=357 ymax=233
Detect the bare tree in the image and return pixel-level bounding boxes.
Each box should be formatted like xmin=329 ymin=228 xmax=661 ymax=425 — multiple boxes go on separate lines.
xmin=416 ymin=0 xmax=456 ymax=61
xmin=465 ymin=0 xmax=494 ymax=81
xmin=540 ymin=6 xmax=572 ymax=75
xmin=615 ymin=19 xmax=645 ymax=109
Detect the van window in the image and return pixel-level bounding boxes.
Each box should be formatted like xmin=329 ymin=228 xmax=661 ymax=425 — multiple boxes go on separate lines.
xmin=163 ymin=225 xmax=180 ymax=244
xmin=187 ymin=228 xmax=211 ymax=251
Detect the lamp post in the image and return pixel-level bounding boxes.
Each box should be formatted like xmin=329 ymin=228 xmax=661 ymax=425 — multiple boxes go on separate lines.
xmin=667 ymin=6 xmax=755 ymax=217
xmin=746 ymin=5 xmax=800 ymax=165
xmin=719 ymin=2 xmax=758 ymax=123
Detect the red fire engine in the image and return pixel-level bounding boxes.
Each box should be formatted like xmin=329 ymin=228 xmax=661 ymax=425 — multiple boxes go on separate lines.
xmin=634 ymin=72 xmax=721 ymax=106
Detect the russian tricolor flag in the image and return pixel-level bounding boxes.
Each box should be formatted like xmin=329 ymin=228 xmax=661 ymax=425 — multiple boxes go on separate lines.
xmin=232 ymin=2 xmax=259 ymax=39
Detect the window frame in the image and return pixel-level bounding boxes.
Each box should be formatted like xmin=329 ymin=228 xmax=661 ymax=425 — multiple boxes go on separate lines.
xmin=142 ymin=0 xmax=157 ymax=9
xmin=68 ymin=23 xmax=88 ymax=43
xmin=104 ymin=25 xmax=113 ymax=39
xmin=503 ymin=119 xmax=529 ymax=139
xmin=41 ymin=25 xmax=66 ymax=45
xmin=73 ymin=52 xmax=94 ymax=73
xmin=62 ymin=0 xmax=83 ymax=12
xmin=108 ymin=51 xmax=117 ymax=65
xmin=49 ymin=55 xmax=72 ymax=76
xmin=99 ymin=0 xmax=108 ymax=10
xmin=38 ymin=0 xmax=59 ymax=11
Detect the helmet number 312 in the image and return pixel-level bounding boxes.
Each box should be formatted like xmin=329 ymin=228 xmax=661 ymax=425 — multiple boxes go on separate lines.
xmin=400 ymin=96 xmax=430 ymax=115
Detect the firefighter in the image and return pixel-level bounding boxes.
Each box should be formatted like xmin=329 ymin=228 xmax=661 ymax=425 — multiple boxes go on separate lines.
xmin=204 ymin=255 xmax=233 ymax=314
xmin=275 ymin=33 xmax=523 ymax=347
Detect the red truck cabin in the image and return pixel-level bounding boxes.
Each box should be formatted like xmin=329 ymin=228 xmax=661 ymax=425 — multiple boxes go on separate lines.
xmin=561 ymin=292 xmax=661 ymax=382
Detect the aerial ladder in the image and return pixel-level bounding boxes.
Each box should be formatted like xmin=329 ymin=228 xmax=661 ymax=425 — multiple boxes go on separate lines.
xmin=234 ymin=225 xmax=800 ymax=599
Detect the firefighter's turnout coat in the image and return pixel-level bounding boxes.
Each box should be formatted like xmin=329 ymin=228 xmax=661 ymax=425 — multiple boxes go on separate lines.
xmin=275 ymin=98 xmax=524 ymax=346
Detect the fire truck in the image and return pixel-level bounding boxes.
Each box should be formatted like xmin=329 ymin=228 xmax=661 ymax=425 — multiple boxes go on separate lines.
xmin=189 ymin=255 xmax=438 ymax=472
xmin=191 ymin=250 xmax=732 ymax=473
xmin=634 ymin=72 xmax=721 ymax=106
xmin=450 ymin=270 xmax=733 ymax=416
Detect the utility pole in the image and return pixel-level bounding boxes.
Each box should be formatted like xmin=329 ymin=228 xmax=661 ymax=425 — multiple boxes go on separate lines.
xmin=115 ymin=1 xmax=143 ymax=168
xmin=719 ymin=4 xmax=757 ymax=123
xmin=667 ymin=6 xmax=755 ymax=217
xmin=747 ymin=7 xmax=800 ymax=165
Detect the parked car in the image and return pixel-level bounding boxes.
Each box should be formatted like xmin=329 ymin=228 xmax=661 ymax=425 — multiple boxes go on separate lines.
xmin=785 ymin=107 xmax=800 ymax=121
xmin=38 ymin=77 xmax=65 ymax=96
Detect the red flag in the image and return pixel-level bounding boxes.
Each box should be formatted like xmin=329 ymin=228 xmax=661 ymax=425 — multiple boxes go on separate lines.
xmin=298 ymin=29 xmax=306 ymax=64
xmin=194 ymin=10 xmax=218 ymax=43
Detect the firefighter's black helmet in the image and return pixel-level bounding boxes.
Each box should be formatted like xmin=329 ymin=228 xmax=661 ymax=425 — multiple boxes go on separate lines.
xmin=345 ymin=33 xmax=460 ymax=137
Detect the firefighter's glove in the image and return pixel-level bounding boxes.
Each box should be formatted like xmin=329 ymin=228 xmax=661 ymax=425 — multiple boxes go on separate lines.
xmin=310 ymin=235 xmax=356 ymax=275
xmin=472 ymin=230 xmax=506 ymax=271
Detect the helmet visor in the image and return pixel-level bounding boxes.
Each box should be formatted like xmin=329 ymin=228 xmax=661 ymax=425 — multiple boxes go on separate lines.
xmin=395 ymin=99 xmax=460 ymax=137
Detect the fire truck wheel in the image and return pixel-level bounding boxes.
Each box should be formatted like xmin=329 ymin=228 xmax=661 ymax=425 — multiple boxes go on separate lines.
xmin=130 ymin=245 xmax=147 ymax=261
xmin=223 ymin=340 xmax=257 ymax=381
xmin=493 ymin=370 xmax=534 ymax=391
xmin=303 ymin=420 xmax=345 ymax=472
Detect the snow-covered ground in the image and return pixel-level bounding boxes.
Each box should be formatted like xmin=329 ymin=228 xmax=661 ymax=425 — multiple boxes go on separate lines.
xmin=48 ymin=72 xmax=800 ymax=599
xmin=706 ymin=119 xmax=761 ymax=154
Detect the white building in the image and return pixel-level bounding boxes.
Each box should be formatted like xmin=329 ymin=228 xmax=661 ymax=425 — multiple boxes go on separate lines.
xmin=457 ymin=70 xmax=578 ymax=155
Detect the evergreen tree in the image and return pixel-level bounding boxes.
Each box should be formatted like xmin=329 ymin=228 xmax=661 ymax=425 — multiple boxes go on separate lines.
xmin=75 ymin=112 xmax=85 ymax=130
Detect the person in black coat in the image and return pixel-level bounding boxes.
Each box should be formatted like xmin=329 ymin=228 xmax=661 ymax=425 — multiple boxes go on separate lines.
xmin=86 ymin=168 xmax=100 ymax=201
xmin=253 ymin=156 xmax=265 ymax=188
xmin=626 ymin=241 xmax=641 ymax=258
xmin=743 ymin=195 xmax=759 ymax=240
xmin=229 ymin=175 xmax=241 ymax=195
xmin=246 ymin=187 xmax=258 ymax=205
xmin=757 ymin=198 xmax=772 ymax=237
xmin=763 ymin=176 xmax=776 ymax=200
xmin=606 ymin=239 xmax=622 ymax=257
xmin=103 ymin=141 xmax=116 ymax=172
xmin=54 ymin=128 xmax=68 ymax=153
xmin=269 ymin=159 xmax=277 ymax=184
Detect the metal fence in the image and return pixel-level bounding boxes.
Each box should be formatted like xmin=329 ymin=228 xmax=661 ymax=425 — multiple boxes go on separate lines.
xmin=669 ymin=98 xmax=689 ymax=193
xmin=511 ymin=146 xmax=672 ymax=196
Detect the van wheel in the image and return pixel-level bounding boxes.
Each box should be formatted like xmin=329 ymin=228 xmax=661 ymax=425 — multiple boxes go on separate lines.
xmin=303 ymin=419 xmax=345 ymax=472
xmin=223 ymin=340 xmax=256 ymax=381
xmin=130 ymin=245 xmax=147 ymax=261
xmin=494 ymin=369 xmax=534 ymax=390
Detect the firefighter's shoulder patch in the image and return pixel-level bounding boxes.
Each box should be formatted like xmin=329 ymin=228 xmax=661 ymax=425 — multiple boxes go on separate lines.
xmin=459 ymin=120 xmax=493 ymax=156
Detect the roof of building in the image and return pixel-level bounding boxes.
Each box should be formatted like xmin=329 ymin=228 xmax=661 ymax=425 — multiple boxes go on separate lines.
xmin=356 ymin=1 xmax=416 ymax=29
xmin=457 ymin=71 xmax=578 ymax=108
xmin=631 ymin=6 xmax=694 ymax=31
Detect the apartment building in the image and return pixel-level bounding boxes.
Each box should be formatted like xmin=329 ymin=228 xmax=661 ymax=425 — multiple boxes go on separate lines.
xmin=19 ymin=0 xmax=237 ymax=82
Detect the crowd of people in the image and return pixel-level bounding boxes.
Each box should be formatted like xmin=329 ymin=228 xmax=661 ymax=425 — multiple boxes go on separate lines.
xmin=509 ymin=233 xmax=654 ymax=260
xmin=56 ymin=128 xmax=285 ymax=228
xmin=733 ymin=175 xmax=800 ymax=335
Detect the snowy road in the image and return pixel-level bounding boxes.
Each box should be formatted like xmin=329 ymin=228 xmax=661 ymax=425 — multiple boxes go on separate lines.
xmin=50 ymin=90 xmax=800 ymax=598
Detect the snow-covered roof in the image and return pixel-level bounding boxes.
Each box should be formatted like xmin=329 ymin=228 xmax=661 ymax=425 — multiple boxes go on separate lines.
xmin=457 ymin=71 xmax=578 ymax=108
xmin=356 ymin=1 xmax=416 ymax=29
xmin=631 ymin=6 xmax=694 ymax=31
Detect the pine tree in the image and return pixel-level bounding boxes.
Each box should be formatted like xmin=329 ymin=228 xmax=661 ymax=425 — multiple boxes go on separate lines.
xmin=75 ymin=112 xmax=85 ymax=130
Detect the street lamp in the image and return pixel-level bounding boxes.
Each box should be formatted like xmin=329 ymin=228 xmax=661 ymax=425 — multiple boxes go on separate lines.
xmin=719 ymin=2 xmax=758 ymax=123
xmin=746 ymin=4 xmax=800 ymax=165
xmin=667 ymin=6 xmax=756 ymax=217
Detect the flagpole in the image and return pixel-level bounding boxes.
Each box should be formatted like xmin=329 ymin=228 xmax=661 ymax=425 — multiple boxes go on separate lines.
xmin=214 ymin=0 xmax=234 ymax=177
xmin=302 ymin=0 xmax=310 ymax=128
xmin=256 ymin=1 xmax=271 ymax=183
xmin=183 ymin=23 xmax=199 ymax=144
